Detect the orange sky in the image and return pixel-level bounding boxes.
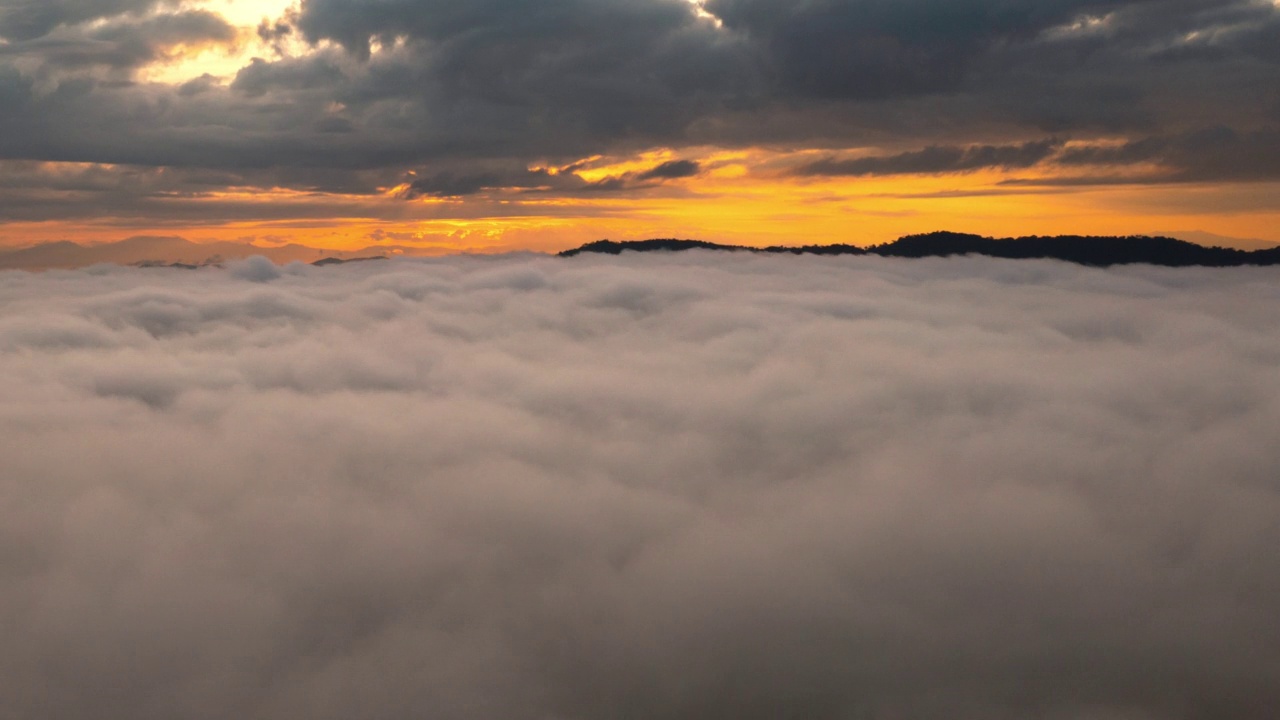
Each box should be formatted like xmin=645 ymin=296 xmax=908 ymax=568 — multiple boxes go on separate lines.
xmin=5 ymin=150 xmax=1278 ymax=253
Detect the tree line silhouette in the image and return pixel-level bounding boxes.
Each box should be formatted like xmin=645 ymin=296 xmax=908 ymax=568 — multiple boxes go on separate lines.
xmin=560 ymin=232 xmax=1280 ymax=267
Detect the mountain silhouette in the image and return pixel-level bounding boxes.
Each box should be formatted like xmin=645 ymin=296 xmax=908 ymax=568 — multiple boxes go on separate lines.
xmin=561 ymin=239 xmax=735 ymax=256
xmin=0 ymin=236 xmax=419 ymax=271
xmin=311 ymin=256 xmax=389 ymax=267
xmin=560 ymin=232 xmax=1280 ymax=267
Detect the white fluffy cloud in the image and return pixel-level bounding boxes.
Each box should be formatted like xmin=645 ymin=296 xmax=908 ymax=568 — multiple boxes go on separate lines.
xmin=2 ymin=253 xmax=1279 ymax=719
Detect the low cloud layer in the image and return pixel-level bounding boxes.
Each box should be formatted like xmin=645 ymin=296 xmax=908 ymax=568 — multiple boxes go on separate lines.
xmin=3 ymin=255 xmax=1280 ymax=719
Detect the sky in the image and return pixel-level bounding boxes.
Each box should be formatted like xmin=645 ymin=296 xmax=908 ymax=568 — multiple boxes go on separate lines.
xmin=4 ymin=253 xmax=1280 ymax=718
xmin=0 ymin=0 xmax=1278 ymax=253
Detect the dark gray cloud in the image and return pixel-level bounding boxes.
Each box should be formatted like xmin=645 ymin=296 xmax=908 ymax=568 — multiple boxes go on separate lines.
xmin=0 ymin=10 xmax=237 ymax=70
xmin=637 ymin=159 xmax=702 ymax=180
xmin=231 ymin=54 xmax=348 ymax=98
xmin=400 ymin=158 xmax=704 ymax=199
xmin=400 ymin=162 xmax=605 ymax=199
xmin=574 ymin=158 xmax=705 ymax=193
xmin=1057 ymin=126 xmax=1280 ymax=181
xmin=256 ymin=13 xmax=297 ymax=55
xmin=2 ymin=255 xmax=1280 ymax=718
xmin=0 ymin=0 xmax=1276 ymax=219
xmin=0 ymin=0 xmax=178 ymax=41
xmin=0 ymin=159 xmax=407 ymax=218
xmin=403 ymin=168 xmax=550 ymax=198
xmin=796 ymin=139 xmax=1064 ymax=177
xmin=978 ymin=0 xmax=1280 ymax=134
xmin=0 ymin=158 xmax=656 ymax=230
xmin=703 ymin=0 xmax=1153 ymax=98
xmin=292 ymin=0 xmax=761 ymax=149
xmin=793 ymin=125 xmax=1280 ymax=185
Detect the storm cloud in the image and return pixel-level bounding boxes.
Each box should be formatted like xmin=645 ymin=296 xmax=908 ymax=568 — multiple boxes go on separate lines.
xmin=1 ymin=0 xmax=1278 ymax=189
xmin=637 ymin=159 xmax=703 ymax=180
xmin=0 ymin=0 xmax=182 ymax=41
xmin=795 ymin=139 xmax=1065 ymax=177
xmin=1056 ymin=126 xmax=1280 ymax=181
xmin=2 ymin=254 xmax=1279 ymax=719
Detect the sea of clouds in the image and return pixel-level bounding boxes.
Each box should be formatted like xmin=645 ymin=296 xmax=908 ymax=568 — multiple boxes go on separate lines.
xmin=2 ymin=252 xmax=1279 ymax=720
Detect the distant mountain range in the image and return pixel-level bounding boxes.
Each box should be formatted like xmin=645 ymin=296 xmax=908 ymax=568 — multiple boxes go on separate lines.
xmin=561 ymin=232 xmax=1280 ymax=267
xmin=0 ymin=236 xmax=417 ymax=271
xmin=4 ymin=232 xmax=1280 ymax=271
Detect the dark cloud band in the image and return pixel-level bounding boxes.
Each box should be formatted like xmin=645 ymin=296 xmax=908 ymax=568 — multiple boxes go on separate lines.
xmin=0 ymin=0 xmax=1276 ymax=221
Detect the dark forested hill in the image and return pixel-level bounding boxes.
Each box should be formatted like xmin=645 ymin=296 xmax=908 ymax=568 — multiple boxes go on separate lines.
xmin=559 ymin=232 xmax=1280 ymax=267
xmin=559 ymin=239 xmax=738 ymax=256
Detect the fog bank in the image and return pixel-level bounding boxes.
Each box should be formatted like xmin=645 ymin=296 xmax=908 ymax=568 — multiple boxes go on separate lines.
xmin=2 ymin=254 xmax=1279 ymax=719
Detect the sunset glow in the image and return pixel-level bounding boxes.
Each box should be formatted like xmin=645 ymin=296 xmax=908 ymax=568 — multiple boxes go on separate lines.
xmin=1 ymin=0 xmax=1277 ymax=259
xmin=5 ymin=150 xmax=1278 ymax=255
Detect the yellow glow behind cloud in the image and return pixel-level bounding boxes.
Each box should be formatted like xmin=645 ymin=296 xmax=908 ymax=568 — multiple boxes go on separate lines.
xmin=138 ymin=0 xmax=300 ymax=84
xmin=201 ymin=0 xmax=298 ymax=27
